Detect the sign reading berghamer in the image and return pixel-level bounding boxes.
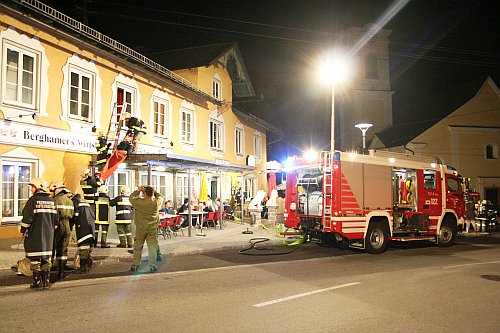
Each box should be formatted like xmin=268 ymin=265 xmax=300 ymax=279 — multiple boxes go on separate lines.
xmin=0 ymin=119 xmax=96 ymax=154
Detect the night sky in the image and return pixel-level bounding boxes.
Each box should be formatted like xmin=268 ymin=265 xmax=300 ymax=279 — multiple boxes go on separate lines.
xmin=39 ymin=0 xmax=500 ymax=162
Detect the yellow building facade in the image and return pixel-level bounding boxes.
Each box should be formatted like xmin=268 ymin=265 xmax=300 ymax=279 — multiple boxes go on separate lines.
xmin=0 ymin=2 xmax=269 ymax=237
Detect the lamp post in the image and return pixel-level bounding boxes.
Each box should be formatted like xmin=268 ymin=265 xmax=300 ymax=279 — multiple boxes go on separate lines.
xmin=355 ymin=123 xmax=373 ymax=153
xmin=319 ymin=53 xmax=350 ymax=151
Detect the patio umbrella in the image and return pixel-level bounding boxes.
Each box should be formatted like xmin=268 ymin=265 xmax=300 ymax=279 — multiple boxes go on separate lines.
xmin=199 ymin=172 xmax=209 ymax=202
xmin=267 ymin=172 xmax=277 ymax=196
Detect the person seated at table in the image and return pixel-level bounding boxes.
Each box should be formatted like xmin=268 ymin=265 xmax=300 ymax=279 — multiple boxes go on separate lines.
xmin=162 ymin=199 xmax=175 ymax=214
xmin=213 ymin=198 xmax=221 ymax=212
xmin=205 ymin=200 xmax=214 ymax=213
xmin=178 ymin=198 xmax=197 ymax=227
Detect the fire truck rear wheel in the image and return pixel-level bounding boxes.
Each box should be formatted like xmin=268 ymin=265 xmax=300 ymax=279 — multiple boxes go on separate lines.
xmin=365 ymin=222 xmax=389 ymax=254
xmin=438 ymin=218 xmax=456 ymax=247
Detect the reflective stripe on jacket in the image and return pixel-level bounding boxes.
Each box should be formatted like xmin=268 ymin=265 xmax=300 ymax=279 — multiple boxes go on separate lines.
xmin=110 ymin=195 xmax=132 ymax=224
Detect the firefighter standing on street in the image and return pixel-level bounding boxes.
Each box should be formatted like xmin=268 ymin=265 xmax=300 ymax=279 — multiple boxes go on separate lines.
xmin=129 ymin=185 xmax=163 ymax=273
xmin=70 ymin=192 xmax=96 ymax=273
xmin=81 ymin=168 xmax=102 ymax=213
xmin=20 ymin=178 xmax=58 ymax=290
xmin=110 ymin=185 xmax=133 ymax=248
xmin=49 ymin=181 xmax=74 ymax=280
xmin=95 ymin=185 xmax=111 ymax=248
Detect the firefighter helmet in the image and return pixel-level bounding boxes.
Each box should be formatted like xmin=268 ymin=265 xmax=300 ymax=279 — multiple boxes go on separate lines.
xmin=29 ymin=178 xmax=48 ymax=191
xmin=49 ymin=181 xmax=65 ymax=192
xmin=99 ymin=185 xmax=109 ymax=194
xmin=82 ymin=168 xmax=91 ymax=178
xmin=120 ymin=185 xmax=130 ymax=195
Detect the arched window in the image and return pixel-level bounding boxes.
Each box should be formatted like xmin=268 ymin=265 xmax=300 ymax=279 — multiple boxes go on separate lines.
xmin=365 ymin=54 xmax=378 ymax=79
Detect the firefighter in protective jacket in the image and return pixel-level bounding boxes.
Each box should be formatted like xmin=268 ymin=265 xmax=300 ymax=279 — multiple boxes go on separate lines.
xmin=49 ymin=181 xmax=74 ymax=280
xmin=81 ymin=168 xmax=102 ymax=212
xmin=70 ymin=193 xmax=96 ymax=273
xmin=95 ymin=185 xmax=111 ymax=248
xmin=20 ymin=178 xmax=58 ymax=290
xmin=110 ymin=185 xmax=133 ymax=248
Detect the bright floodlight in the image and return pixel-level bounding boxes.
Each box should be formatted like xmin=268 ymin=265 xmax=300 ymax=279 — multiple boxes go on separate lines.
xmin=319 ymin=55 xmax=350 ymax=84
xmin=304 ymin=150 xmax=318 ymax=162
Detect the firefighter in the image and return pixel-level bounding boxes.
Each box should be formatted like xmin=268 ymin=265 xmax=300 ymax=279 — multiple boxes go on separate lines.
xmin=110 ymin=185 xmax=133 ymax=248
xmin=81 ymin=168 xmax=102 ymax=212
xmin=70 ymin=192 xmax=96 ymax=273
xmin=94 ymin=185 xmax=111 ymax=248
xmin=129 ymin=185 xmax=163 ymax=273
xmin=20 ymin=178 xmax=58 ymax=290
xmin=95 ymin=133 xmax=111 ymax=171
xmin=49 ymin=181 xmax=74 ymax=280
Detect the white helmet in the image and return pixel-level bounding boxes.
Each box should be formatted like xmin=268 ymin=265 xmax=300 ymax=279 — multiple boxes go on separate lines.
xmin=82 ymin=168 xmax=91 ymax=178
xmin=120 ymin=185 xmax=130 ymax=195
xmin=99 ymin=185 xmax=109 ymax=194
xmin=29 ymin=178 xmax=48 ymax=191
xmin=49 ymin=180 xmax=69 ymax=196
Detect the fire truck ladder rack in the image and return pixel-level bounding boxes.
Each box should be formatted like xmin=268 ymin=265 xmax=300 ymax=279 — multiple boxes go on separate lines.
xmin=320 ymin=151 xmax=334 ymax=231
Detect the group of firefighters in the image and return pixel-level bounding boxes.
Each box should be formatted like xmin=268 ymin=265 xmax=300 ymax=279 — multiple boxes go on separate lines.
xmin=19 ymin=170 xmax=134 ymax=290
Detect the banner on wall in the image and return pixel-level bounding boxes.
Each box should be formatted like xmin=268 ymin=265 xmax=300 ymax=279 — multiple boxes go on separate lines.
xmin=0 ymin=120 xmax=96 ymax=154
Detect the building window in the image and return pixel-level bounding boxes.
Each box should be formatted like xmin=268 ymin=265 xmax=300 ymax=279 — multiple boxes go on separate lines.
xmin=365 ymin=54 xmax=378 ymax=80
xmin=235 ymin=127 xmax=243 ymax=156
xmin=153 ymin=98 xmax=169 ymax=138
xmin=69 ymin=67 xmax=93 ymax=121
xmin=486 ymin=144 xmax=497 ymax=159
xmin=181 ymin=107 xmax=194 ymax=144
xmin=244 ymin=177 xmax=256 ymax=199
xmin=107 ymin=170 xmax=132 ymax=199
xmin=176 ymin=174 xmax=196 ymax=207
xmin=210 ymin=119 xmax=223 ymax=151
xmin=116 ymin=86 xmax=134 ymax=122
xmin=1 ymin=162 xmax=32 ymax=223
xmin=2 ymin=43 xmax=38 ymax=109
xmin=140 ymin=173 xmax=168 ymax=204
xmin=254 ymin=133 xmax=262 ymax=159
xmin=212 ymin=75 xmax=222 ymax=100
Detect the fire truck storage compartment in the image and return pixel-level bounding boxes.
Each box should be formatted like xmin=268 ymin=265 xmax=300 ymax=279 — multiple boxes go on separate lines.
xmin=340 ymin=161 xmax=392 ymax=212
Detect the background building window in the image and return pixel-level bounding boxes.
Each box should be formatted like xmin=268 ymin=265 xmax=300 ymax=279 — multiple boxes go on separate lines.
xmin=365 ymin=54 xmax=378 ymax=80
xmin=486 ymin=144 xmax=497 ymax=159
xmin=1 ymin=162 xmax=32 ymax=223
xmin=3 ymin=44 xmax=38 ymax=109
xmin=235 ymin=127 xmax=243 ymax=156
xmin=69 ymin=69 xmax=93 ymax=121
xmin=107 ymin=171 xmax=131 ymax=198
xmin=254 ymin=133 xmax=262 ymax=159
xmin=212 ymin=76 xmax=221 ymax=100
xmin=176 ymin=174 xmax=196 ymax=207
xmin=181 ymin=108 xmax=194 ymax=144
xmin=154 ymin=98 xmax=169 ymax=138
xmin=210 ymin=119 xmax=223 ymax=151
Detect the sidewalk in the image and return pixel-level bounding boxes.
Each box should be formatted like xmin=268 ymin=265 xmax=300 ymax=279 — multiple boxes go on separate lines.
xmin=0 ymin=220 xmax=286 ymax=270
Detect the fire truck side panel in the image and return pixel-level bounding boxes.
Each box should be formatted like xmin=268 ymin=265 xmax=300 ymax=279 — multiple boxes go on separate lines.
xmin=362 ymin=164 xmax=392 ymax=211
xmin=284 ymin=171 xmax=300 ymax=228
xmin=416 ymin=169 xmax=442 ymax=233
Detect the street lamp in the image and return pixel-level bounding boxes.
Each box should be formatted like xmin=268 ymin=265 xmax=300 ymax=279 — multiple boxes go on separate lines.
xmin=355 ymin=123 xmax=373 ymax=153
xmin=319 ymin=54 xmax=350 ymax=151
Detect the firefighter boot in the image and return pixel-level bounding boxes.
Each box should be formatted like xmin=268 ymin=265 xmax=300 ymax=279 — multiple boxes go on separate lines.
xmin=30 ymin=271 xmax=43 ymax=290
xmin=41 ymin=270 xmax=50 ymax=290
xmin=93 ymin=232 xmax=99 ymax=247
xmin=56 ymin=260 xmax=66 ymax=280
xmin=79 ymin=259 xmax=89 ymax=274
xmin=101 ymin=232 xmax=110 ymax=248
xmin=126 ymin=235 xmax=133 ymax=248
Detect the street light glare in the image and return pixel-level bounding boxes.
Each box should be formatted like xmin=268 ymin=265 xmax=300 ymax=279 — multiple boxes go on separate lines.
xmin=319 ymin=57 xmax=350 ymax=84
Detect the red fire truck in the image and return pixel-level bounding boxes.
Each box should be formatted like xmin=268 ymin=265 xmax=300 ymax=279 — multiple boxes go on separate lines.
xmin=284 ymin=150 xmax=466 ymax=254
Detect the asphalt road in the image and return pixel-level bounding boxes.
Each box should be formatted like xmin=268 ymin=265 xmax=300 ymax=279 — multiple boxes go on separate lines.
xmin=1 ymin=237 xmax=499 ymax=333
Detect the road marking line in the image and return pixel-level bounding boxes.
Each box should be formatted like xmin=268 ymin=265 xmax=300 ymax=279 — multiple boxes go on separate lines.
xmin=252 ymin=282 xmax=360 ymax=308
xmin=442 ymin=260 xmax=500 ymax=269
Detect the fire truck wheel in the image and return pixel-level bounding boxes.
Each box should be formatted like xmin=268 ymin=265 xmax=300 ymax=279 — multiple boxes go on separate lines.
xmin=365 ymin=222 xmax=389 ymax=254
xmin=438 ymin=219 xmax=456 ymax=247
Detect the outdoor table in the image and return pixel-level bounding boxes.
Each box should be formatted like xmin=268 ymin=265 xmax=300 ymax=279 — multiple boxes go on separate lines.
xmin=179 ymin=211 xmax=207 ymax=236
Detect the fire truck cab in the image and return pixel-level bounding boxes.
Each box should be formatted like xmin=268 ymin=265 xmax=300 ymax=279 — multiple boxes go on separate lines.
xmin=284 ymin=150 xmax=465 ymax=254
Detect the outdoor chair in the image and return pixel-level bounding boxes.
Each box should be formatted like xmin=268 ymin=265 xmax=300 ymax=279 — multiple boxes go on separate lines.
xmin=203 ymin=212 xmax=216 ymax=228
xmin=158 ymin=217 xmax=171 ymax=239
xmin=174 ymin=215 xmax=185 ymax=236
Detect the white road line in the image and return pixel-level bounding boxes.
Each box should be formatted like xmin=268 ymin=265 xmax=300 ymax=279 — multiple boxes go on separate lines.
xmin=252 ymin=282 xmax=360 ymax=308
xmin=442 ymin=260 xmax=500 ymax=269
